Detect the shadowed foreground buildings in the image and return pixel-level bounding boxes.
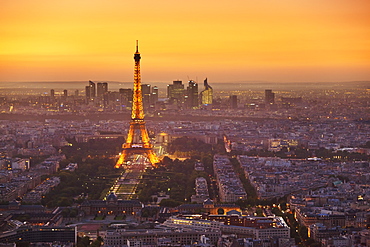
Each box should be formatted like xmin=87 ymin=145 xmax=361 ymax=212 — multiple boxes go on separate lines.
xmin=0 ymin=77 xmax=368 ymax=247
xmin=101 ymin=214 xmax=292 ymax=246
xmin=80 ymin=192 xmax=142 ymax=216
xmin=177 ymin=198 xmax=241 ymax=215
xmin=0 ymin=226 xmax=76 ymax=244
xmin=104 ymin=228 xmax=219 ymax=247
xmin=213 ymin=155 xmax=247 ymax=202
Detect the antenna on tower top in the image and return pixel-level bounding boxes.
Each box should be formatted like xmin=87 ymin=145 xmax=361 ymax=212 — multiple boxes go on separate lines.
xmin=136 ymin=40 xmax=139 ymax=53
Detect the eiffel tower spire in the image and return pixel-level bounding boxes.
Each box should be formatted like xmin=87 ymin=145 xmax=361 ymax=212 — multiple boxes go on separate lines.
xmin=115 ymin=41 xmax=159 ymax=168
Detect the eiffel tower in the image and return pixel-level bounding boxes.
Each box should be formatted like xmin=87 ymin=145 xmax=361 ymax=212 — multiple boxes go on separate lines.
xmin=115 ymin=41 xmax=159 ymax=168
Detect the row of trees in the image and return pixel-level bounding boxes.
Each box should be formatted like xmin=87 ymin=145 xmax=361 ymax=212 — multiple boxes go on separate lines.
xmin=61 ymin=137 xmax=124 ymax=159
xmin=42 ymin=157 xmax=120 ymax=207
xmin=136 ymin=137 xmax=224 ymax=206
xmin=42 ymin=137 xmax=124 ymax=207
xmin=77 ymin=236 xmax=103 ymax=247
xmin=137 ymin=158 xmax=209 ymax=207
xmin=231 ymin=146 xmax=369 ymax=161
xmin=43 ymin=136 xmax=220 ymax=208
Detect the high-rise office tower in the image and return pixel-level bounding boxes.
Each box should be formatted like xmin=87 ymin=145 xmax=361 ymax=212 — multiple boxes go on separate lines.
xmin=75 ymin=90 xmax=79 ymax=97
xmin=167 ymin=80 xmax=185 ymax=105
xmin=97 ymin=82 xmax=108 ymax=98
xmin=186 ymin=80 xmax=199 ymax=109
xmin=230 ymin=95 xmax=237 ymax=109
xmin=86 ymin=80 xmax=96 ymax=100
xmin=151 ymin=86 xmax=159 ymax=105
xmin=265 ymin=89 xmax=275 ymax=104
xmin=119 ymin=88 xmax=133 ymax=107
xmin=50 ymin=89 xmax=55 ymax=98
xmin=141 ymin=84 xmax=151 ymax=108
xmin=103 ymin=93 xmax=109 ymax=107
xmin=85 ymin=86 xmax=90 ymax=101
xmin=200 ymin=78 xmax=213 ymax=105
xmin=63 ymin=89 xmax=68 ymax=97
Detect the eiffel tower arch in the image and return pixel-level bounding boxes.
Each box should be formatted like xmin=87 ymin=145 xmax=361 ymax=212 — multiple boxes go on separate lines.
xmin=115 ymin=41 xmax=159 ymax=168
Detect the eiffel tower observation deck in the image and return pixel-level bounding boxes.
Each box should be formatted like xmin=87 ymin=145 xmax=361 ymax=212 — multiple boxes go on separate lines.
xmin=115 ymin=41 xmax=159 ymax=168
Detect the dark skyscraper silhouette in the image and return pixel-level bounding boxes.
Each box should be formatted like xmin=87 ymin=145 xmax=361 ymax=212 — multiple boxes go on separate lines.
xmin=230 ymin=95 xmax=237 ymax=109
xmin=119 ymin=88 xmax=133 ymax=107
xmin=141 ymin=84 xmax=151 ymax=108
xmin=97 ymin=82 xmax=108 ymax=99
xmin=265 ymin=89 xmax=275 ymax=105
xmin=151 ymin=86 xmax=159 ymax=106
xmin=86 ymin=80 xmax=96 ymax=101
xmin=186 ymin=80 xmax=199 ymax=109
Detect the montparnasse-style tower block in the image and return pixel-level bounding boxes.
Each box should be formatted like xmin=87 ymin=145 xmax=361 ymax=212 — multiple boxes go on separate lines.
xmin=115 ymin=41 xmax=159 ymax=168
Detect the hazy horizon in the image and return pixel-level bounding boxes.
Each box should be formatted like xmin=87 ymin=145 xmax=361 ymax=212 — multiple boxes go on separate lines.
xmin=0 ymin=80 xmax=368 ymax=95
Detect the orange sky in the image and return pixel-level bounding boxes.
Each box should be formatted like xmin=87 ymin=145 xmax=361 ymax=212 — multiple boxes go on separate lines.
xmin=0 ymin=0 xmax=369 ymax=83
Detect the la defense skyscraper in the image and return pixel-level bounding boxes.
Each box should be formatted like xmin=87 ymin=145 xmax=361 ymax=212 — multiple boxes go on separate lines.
xmin=115 ymin=41 xmax=159 ymax=168
xmin=200 ymin=78 xmax=213 ymax=105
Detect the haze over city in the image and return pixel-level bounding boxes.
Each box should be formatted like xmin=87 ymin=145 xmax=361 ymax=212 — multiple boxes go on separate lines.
xmin=1 ymin=0 xmax=370 ymax=83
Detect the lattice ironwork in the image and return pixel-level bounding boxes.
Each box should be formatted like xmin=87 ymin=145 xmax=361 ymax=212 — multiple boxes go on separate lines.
xmin=115 ymin=41 xmax=159 ymax=168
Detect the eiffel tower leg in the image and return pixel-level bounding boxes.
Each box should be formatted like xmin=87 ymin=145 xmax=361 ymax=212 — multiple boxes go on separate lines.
xmin=115 ymin=150 xmax=128 ymax=168
xmin=116 ymin=149 xmax=158 ymax=168
xmin=139 ymin=122 xmax=151 ymax=148
xmin=125 ymin=122 xmax=136 ymax=145
xmin=146 ymin=149 xmax=159 ymax=167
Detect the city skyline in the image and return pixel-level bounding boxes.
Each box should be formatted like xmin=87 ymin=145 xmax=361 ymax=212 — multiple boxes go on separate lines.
xmin=1 ymin=0 xmax=369 ymax=84
xmin=0 ymin=13 xmax=369 ymax=244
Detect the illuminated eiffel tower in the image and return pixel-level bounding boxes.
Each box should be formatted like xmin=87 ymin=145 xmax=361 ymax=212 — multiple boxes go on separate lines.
xmin=115 ymin=41 xmax=159 ymax=168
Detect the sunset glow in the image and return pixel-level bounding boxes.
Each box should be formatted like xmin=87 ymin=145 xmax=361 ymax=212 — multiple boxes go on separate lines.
xmin=1 ymin=0 xmax=369 ymax=83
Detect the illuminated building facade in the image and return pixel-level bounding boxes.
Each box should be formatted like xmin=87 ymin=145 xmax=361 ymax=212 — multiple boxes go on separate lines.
xmin=200 ymin=78 xmax=213 ymax=105
xmin=167 ymin=80 xmax=185 ymax=105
